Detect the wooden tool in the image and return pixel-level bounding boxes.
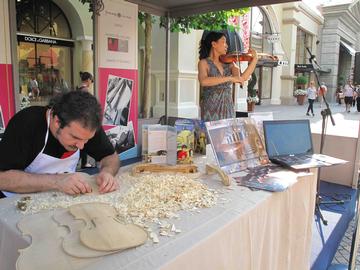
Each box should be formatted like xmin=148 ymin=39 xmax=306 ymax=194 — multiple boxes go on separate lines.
xmin=206 ymin=164 xmax=231 ymax=186
xmin=131 ymin=163 xmax=198 ymax=176
xmin=69 ymin=203 xmax=147 ymax=252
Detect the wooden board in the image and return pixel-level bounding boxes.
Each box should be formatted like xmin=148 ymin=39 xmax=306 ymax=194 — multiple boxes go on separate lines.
xmin=16 ymin=211 xmax=97 ymax=270
xmin=69 ymin=203 xmax=148 ymax=252
xmin=131 ymin=163 xmax=198 ymax=176
xmin=53 ymin=210 xmax=117 ymax=258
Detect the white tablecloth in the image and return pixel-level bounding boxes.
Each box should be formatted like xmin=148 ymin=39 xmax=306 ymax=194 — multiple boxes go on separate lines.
xmin=0 ymin=165 xmax=317 ymax=270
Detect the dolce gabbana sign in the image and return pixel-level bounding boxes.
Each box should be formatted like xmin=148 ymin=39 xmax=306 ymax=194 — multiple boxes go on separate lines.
xmin=17 ymin=34 xmax=74 ymax=47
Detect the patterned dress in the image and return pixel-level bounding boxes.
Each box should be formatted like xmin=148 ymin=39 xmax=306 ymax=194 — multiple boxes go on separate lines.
xmin=200 ymin=59 xmax=234 ymax=121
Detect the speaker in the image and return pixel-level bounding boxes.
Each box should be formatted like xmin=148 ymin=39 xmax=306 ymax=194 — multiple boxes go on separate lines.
xmin=353 ymin=52 xmax=360 ymax=85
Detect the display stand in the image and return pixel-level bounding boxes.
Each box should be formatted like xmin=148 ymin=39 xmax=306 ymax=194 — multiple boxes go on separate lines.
xmin=306 ymin=47 xmax=344 ymax=226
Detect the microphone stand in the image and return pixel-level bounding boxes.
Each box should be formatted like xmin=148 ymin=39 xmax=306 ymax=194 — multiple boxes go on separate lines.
xmin=306 ymin=47 xmax=343 ymax=226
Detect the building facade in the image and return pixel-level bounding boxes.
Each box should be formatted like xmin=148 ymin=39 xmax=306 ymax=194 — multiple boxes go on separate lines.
xmin=0 ymin=0 xmax=93 ymax=126
xmin=1 ymin=0 xmax=360 ymax=127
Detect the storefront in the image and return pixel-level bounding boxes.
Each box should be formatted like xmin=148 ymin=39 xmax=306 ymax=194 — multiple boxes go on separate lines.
xmin=16 ymin=0 xmax=74 ymax=106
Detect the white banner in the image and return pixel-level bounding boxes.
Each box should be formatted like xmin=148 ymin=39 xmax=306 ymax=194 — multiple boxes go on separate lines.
xmin=98 ymin=0 xmax=138 ymax=69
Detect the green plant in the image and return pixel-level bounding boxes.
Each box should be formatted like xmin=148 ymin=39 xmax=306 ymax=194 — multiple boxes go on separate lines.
xmin=338 ymin=74 xmax=345 ymax=86
xmin=296 ymin=76 xmax=308 ymax=86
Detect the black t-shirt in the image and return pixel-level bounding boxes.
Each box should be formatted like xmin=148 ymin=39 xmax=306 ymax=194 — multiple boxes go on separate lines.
xmin=0 ymin=106 xmax=115 ymax=171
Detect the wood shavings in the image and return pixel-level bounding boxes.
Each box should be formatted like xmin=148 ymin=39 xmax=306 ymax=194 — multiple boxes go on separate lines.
xmin=17 ymin=196 xmax=31 ymax=211
xmin=149 ymin=232 xmax=159 ymax=243
xmin=16 ymin=172 xmax=219 ymax=243
xmin=114 ymin=174 xmax=218 ymax=225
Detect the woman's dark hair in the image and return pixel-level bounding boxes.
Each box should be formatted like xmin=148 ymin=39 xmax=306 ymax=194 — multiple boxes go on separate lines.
xmin=80 ymin=71 xmax=93 ymax=82
xmin=49 ymin=91 xmax=102 ymax=130
xmin=199 ymin=31 xmax=225 ymax=60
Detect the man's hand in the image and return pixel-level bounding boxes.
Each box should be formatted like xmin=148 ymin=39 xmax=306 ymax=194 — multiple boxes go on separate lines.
xmin=96 ymin=171 xmax=118 ymax=194
xmin=55 ymin=172 xmax=92 ymax=195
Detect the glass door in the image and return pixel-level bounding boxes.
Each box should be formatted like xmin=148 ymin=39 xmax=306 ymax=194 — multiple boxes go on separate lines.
xmin=18 ymin=42 xmax=72 ymax=107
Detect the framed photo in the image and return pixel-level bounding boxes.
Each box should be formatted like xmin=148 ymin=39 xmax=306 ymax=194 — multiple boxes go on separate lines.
xmin=103 ymin=75 xmax=133 ymax=126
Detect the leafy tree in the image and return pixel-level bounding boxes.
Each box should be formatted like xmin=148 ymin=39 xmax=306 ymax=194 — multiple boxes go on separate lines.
xmin=79 ymin=1 xmax=249 ymax=118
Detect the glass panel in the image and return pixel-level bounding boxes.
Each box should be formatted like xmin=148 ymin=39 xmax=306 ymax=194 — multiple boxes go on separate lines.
xmin=18 ymin=42 xmax=72 ymax=108
xmin=16 ymin=0 xmax=71 ymax=38
xmin=251 ymin=7 xmax=263 ymax=52
xmin=261 ymin=67 xmax=272 ymax=99
xmin=262 ymin=14 xmax=273 ymax=54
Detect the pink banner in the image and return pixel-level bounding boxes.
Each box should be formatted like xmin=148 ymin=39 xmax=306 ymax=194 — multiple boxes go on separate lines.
xmin=239 ymin=13 xmax=250 ymax=52
xmin=0 ymin=63 xmax=15 ymax=126
xmin=98 ymin=67 xmax=138 ymax=143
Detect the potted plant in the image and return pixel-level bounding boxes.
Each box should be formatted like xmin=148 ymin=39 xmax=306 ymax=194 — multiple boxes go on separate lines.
xmin=294 ymin=88 xmax=307 ymax=105
xmin=294 ymin=76 xmax=308 ymax=105
xmin=247 ymin=73 xmax=258 ymax=112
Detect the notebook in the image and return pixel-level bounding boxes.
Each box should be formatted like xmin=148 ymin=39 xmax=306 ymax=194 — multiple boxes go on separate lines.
xmin=262 ymin=119 xmax=347 ymax=170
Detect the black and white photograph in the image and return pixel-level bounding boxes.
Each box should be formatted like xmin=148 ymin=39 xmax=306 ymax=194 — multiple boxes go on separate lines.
xmin=105 ymin=122 xmax=135 ymax=154
xmin=0 ymin=106 xmax=4 ymax=132
xmin=103 ymin=75 xmax=133 ymax=126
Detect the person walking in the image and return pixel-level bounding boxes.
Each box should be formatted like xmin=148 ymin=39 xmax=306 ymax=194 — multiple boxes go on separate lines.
xmin=355 ymin=85 xmax=360 ymax=112
xmin=343 ymin=81 xmax=354 ymax=113
xmin=306 ymin=81 xmax=317 ymax=116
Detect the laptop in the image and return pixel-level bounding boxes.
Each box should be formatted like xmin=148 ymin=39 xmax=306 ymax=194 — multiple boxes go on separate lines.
xmin=262 ymin=119 xmax=346 ymax=170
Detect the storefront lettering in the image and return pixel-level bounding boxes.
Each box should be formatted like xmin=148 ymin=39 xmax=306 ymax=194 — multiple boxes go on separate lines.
xmin=23 ymin=36 xmax=57 ymax=45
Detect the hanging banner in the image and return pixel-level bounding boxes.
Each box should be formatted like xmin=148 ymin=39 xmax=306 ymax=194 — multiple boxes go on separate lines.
xmin=239 ymin=13 xmax=250 ymax=52
xmin=0 ymin=0 xmax=15 ymax=127
xmin=97 ymin=0 xmax=138 ymax=160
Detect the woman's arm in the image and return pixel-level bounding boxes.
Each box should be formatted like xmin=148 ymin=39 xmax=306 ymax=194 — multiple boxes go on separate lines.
xmin=239 ymin=48 xmax=258 ymax=81
xmin=198 ymin=60 xmax=243 ymax=87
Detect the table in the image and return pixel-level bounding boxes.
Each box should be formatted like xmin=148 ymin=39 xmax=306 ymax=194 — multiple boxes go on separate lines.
xmin=311 ymin=120 xmax=360 ymax=188
xmin=0 ymin=165 xmax=317 ymax=270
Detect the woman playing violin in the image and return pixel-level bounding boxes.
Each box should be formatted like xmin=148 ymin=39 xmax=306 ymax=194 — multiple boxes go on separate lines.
xmin=198 ymin=31 xmax=258 ymax=121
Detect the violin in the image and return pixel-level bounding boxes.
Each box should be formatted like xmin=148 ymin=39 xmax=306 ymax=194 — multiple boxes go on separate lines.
xmin=219 ymin=52 xmax=279 ymax=64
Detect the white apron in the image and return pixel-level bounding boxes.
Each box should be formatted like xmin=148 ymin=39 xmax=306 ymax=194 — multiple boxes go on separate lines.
xmin=3 ymin=110 xmax=80 ymax=197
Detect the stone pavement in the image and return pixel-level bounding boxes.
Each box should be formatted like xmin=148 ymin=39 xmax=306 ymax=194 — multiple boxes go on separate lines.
xmin=253 ymin=100 xmax=360 ymax=269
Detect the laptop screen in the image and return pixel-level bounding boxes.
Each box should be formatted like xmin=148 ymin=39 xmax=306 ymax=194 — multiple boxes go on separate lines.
xmin=263 ymin=120 xmax=313 ymax=158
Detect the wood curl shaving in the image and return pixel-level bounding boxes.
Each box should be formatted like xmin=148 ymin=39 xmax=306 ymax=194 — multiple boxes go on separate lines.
xmin=115 ymin=174 xmax=218 ymax=224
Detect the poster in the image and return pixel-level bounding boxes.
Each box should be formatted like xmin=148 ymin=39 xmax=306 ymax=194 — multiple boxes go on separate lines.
xmin=105 ymin=122 xmax=135 ymax=155
xmin=0 ymin=106 xmax=4 ymax=132
xmin=205 ymin=118 xmax=269 ymax=174
xmin=97 ymin=0 xmax=138 ymax=160
xmin=103 ymin=75 xmax=133 ymax=126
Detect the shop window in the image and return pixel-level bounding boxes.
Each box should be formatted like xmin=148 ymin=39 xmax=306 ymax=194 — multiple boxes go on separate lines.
xmin=16 ymin=0 xmax=73 ymax=107
xmin=16 ymin=0 xmax=71 ymax=39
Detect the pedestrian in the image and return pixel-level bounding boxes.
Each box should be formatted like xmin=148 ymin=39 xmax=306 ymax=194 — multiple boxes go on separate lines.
xmin=335 ymin=86 xmax=343 ymax=105
xmin=306 ymin=81 xmax=317 ymax=116
xmin=343 ymin=80 xmax=354 ymax=113
xmin=28 ymin=76 xmax=40 ymax=100
xmin=355 ymin=85 xmax=360 ymax=112
xmin=317 ymin=82 xmax=327 ymax=108
xmin=77 ymin=71 xmax=93 ymax=92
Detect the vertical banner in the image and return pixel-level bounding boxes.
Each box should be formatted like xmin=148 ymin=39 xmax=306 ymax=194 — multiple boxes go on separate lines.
xmin=0 ymin=0 xmax=15 ymax=127
xmin=97 ymin=0 xmax=138 ymax=160
xmin=239 ymin=13 xmax=250 ymax=52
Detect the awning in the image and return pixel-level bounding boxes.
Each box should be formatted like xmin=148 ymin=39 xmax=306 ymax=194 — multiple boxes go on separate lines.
xmin=340 ymin=40 xmax=356 ymax=56
xmin=125 ymin=0 xmax=300 ymax=17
